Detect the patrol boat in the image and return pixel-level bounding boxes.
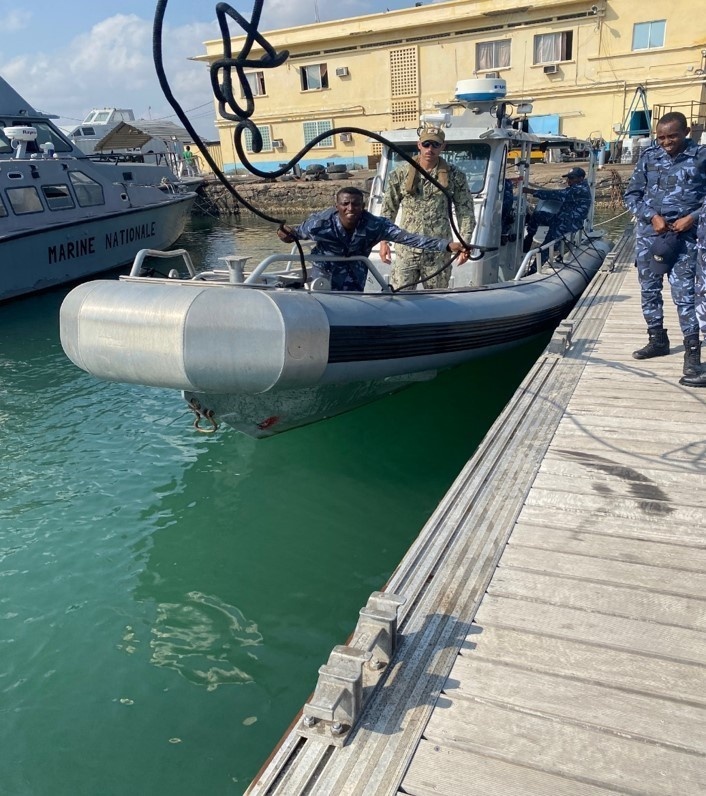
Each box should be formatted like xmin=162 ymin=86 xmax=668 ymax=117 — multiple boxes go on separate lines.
xmin=0 ymin=75 xmax=196 ymax=302
xmin=59 ymin=78 xmax=611 ymax=437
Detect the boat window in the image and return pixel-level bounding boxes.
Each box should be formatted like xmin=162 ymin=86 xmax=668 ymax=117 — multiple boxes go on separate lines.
xmin=385 ymin=142 xmax=490 ymax=194
xmin=92 ymin=112 xmax=111 ymax=123
xmin=42 ymin=184 xmax=75 ymax=210
xmin=68 ymin=171 xmax=105 ymax=207
xmin=6 ymin=186 xmax=44 ymax=214
xmin=81 ymin=127 xmax=96 ymax=136
xmin=0 ymin=124 xmax=14 ymax=154
xmin=0 ymin=197 xmax=7 ymax=217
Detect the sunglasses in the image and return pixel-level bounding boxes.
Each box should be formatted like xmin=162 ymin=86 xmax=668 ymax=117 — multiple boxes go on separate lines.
xmin=420 ymin=140 xmax=442 ymax=149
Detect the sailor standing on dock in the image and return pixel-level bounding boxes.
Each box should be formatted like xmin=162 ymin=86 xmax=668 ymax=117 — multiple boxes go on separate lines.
xmin=679 ymin=197 xmax=706 ymax=386
xmin=623 ymin=111 xmax=706 ymax=379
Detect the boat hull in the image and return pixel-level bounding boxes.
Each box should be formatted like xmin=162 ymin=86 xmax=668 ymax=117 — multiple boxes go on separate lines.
xmin=60 ymin=240 xmax=610 ymax=436
xmin=1 ymin=196 xmax=194 ymax=302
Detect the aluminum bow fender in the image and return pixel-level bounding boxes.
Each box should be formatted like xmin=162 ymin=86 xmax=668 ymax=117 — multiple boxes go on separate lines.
xmin=59 ymin=281 xmax=330 ymax=393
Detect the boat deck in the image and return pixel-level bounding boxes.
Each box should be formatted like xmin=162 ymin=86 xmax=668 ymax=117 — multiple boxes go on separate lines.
xmin=247 ymin=227 xmax=706 ymax=795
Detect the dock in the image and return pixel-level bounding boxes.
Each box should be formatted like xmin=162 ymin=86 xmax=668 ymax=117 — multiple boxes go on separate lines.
xmin=247 ymin=227 xmax=706 ymax=795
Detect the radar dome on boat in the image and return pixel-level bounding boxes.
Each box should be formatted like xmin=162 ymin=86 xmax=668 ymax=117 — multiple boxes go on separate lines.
xmin=3 ymin=126 xmax=37 ymax=141
xmin=454 ymin=78 xmax=507 ymax=103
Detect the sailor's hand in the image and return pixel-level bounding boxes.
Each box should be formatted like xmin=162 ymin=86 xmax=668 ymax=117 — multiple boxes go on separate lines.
xmin=277 ymin=225 xmax=296 ymax=243
xmin=379 ymin=241 xmax=392 ymax=264
xmin=448 ymin=242 xmax=469 ymax=264
xmin=651 ymin=215 xmax=669 ymax=234
xmin=670 ymin=215 xmax=695 ymax=234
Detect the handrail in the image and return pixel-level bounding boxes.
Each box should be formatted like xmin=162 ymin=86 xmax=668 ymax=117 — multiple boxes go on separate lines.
xmin=245 ymin=253 xmax=391 ymax=291
xmin=514 ymin=229 xmax=587 ymax=280
xmin=129 ymin=248 xmax=197 ymax=277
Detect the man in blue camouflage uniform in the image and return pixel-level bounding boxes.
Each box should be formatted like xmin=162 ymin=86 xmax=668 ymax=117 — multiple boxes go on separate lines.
xmin=624 ymin=112 xmax=706 ymax=376
xmin=679 ymin=198 xmax=706 ymax=386
xmin=379 ymin=128 xmax=475 ymax=290
xmin=522 ymin=166 xmax=592 ymax=256
xmin=277 ymin=187 xmax=468 ymax=291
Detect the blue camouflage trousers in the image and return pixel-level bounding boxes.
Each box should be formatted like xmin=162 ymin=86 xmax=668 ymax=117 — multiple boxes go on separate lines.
xmin=696 ymin=245 xmax=706 ymax=338
xmin=526 ymin=209 xmax=563 ymax=243
xmin=635 ymin=232 xmax=698 ymax=337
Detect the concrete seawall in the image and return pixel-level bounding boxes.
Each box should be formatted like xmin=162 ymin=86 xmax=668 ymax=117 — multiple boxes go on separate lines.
xmin=196 ymin=163 xmax=635 ymax=216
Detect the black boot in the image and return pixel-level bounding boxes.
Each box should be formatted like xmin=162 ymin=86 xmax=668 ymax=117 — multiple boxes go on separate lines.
xmin=522 ymin=232 xmax=535 ymax=253
xmin=680 ymin=370 xmax=706 ymax=387
xmin=682 ymin=334 xmax=701 ymax=377
xmin=632 ymin=327 xmax=670 ymax=360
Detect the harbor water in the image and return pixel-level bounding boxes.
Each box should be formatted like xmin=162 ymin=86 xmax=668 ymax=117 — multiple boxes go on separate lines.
xmin=1 ymin=211 xmax=627 ymax=795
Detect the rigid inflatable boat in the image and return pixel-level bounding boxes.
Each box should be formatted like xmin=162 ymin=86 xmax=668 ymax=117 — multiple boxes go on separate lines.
xmin=60 ymin=79 xmax=611 ymax=437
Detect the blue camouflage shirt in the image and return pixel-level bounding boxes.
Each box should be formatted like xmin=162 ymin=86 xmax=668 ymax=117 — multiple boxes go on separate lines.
xmin=293 ymin=207 xmax=451 ymax=257
xmin=624 ymin=138 xmax=706 ymax=235
xmin=532 ymin=180 xmax=593 ymax=234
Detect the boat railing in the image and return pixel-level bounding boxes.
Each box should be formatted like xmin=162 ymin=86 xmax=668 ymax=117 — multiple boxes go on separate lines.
xmin=514 ymin=228 xmax=588 ymax=280
xmin=126 ymin=249 xmax=392 ymax=292
xmin=245 ymin=253 xmax=391 ymax=291
xmin=129 ymin=248 xmax=197 ymax=277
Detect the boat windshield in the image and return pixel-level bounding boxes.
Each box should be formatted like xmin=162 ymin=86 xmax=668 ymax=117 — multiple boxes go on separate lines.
xmin=385 ymin=142 xmax=491 ymax=194
xmin=0 ymin=120 xmax=74 ymax=155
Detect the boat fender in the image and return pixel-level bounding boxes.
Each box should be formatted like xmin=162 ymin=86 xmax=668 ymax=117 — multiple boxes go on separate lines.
xmin=59 ymin=280 xmax=332 ymax=394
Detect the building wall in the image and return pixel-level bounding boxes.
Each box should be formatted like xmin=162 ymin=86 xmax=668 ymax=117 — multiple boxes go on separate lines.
xmin=199 ymin=0 xmax=706 ymax=173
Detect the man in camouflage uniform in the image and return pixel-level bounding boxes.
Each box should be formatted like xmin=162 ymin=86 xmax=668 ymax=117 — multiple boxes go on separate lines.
xmin=624 ymin=112 xmax=706 ymax=377
xmin=379 ymin=128 xmax=474 ymax=290
xmin=522 ymin=166 xmax=592 ymax=255
xmin=277 ymin=187 xmax=468 ymax=291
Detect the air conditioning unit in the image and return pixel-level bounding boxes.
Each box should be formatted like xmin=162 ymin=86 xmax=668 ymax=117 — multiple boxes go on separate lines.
xmin=272 ymin=139 xmax=284 ymax=148
xmin=335 ymin=66 xmax=350 ymax=77
xmin=484 ymin=71 xmax=500 ymax=79
xmin=543 ymin=64 xmax=559 ymax=75
xmin=339 ymin=132 xmax=352 ymax=143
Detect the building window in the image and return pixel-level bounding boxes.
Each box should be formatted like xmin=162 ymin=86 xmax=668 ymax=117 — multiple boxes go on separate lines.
xmin=68 ymin=171 xmax=105 ymax=207
xmin=241 ymin=71 xmax=266 ymax=98
xmin=42 ymin=184 xmax=75 ymax=210
xmin=243 ymin=125 xmax=272 ymax=153
xmin=303 ymin=120 xmax=333 ymax=149
xmin=533 ymin=31 xmax=573 ymax=64
xmin=301 ymin=64 xmax=328 ymax=91
xmin=476 ymin=39 xmax=511 ymax=72
xmin=632 ymin=20 xmax=666 ymax=51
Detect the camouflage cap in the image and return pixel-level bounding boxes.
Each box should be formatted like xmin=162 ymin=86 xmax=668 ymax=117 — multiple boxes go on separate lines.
xmin=418 ymin=128 xmax=445 ymax=144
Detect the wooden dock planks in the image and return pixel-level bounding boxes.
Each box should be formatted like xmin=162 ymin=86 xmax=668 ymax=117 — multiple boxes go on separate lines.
xmin=247 ymin=227 xmax=706 ymax=795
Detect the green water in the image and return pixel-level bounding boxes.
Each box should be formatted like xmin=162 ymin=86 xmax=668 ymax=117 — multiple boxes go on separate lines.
xmin=0 ymin=213 xmax=625 ymax=794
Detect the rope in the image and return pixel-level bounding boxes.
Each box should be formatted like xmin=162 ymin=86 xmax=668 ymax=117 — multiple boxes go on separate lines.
xmin=152 ymin=0 xmax=471 ymax=284
xmin=593 ymin=208 xmax=631 ymax=226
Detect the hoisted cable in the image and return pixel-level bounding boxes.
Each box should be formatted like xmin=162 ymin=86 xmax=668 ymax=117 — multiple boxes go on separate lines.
xmin=152 ymin=0 xmax=472 ymax=285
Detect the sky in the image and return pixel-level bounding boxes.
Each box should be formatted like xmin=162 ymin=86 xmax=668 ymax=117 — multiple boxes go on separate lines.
xmin=0 ymin=0 xmax=420 ymax=140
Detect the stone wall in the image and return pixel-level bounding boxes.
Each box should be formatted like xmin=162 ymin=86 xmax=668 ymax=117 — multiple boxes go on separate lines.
xmin=196 ymin=164 xmax=633 ymax=217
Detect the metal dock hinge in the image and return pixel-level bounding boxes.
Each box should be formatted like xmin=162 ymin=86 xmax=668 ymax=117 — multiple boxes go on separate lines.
xmin=299 ymin=591 xmax=406 ymax=746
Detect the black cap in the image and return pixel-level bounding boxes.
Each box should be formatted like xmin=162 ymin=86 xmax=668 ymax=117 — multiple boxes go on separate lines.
xmin=649 ymin=231 xmax=682 ymax=275
xmin=562 ymin=167 xmax=586 ymax=179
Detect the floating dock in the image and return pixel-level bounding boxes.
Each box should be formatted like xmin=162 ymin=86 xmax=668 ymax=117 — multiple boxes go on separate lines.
xmin=247 ymin=227 xmax=706 ymax=795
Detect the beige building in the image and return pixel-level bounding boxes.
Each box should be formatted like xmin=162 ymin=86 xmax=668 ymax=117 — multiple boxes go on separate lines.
xmin=199 ymin=0 xmax=706 ymax=173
